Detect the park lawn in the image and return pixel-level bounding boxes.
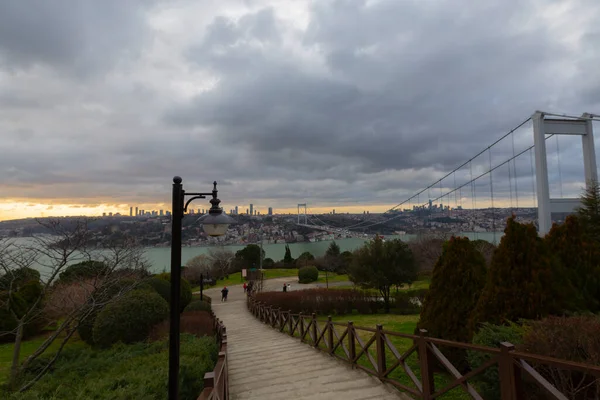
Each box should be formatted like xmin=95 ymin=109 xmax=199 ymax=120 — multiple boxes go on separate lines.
xmin=329 ymin=277 xmax=431 ymax=292
xmin=0 ymin=335 xmax=86 ymax=386
xmin=317 ymin=272 xmax=349 ymax=284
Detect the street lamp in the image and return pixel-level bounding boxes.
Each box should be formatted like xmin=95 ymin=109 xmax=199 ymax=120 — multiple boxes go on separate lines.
xmin=169 ymin=176 xmax=235 ymax=400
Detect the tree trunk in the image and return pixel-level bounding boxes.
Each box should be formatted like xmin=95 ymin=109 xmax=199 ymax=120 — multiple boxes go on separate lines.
xmin=10 ymin=319 xmax=24 ymax=388
xmin=325 ymin=270 xmax=329 ymax=289
xmin=382 ymin=287 xmax=391 ymax=313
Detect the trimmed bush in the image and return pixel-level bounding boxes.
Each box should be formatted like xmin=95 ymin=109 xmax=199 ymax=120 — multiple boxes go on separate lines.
xmin=92 ymin=290 xmax=169 ymax=348
xmin=521 ymin=315 xmax=600 ymax=399
xmin=467 ymin=322 xmax=525 ymax=400
xmin=185 ymin=300 xmax=211 ymax=312
xmin=470 ymin=217 xmax=572 ymax=331
xmin=58 ymin=261 xmax=107 ymax=283
xmin=0 ymin=267 xmax=40 ymax=291
xmin=154 ymin=273 xmax=193 ymax=311
xmin=149 ymin=311 xmax=215 ymax=341
xmin=254 ymin=289 xmax=378 ymax=315
xmin=418 ymin=237 xmax=487 ymax=370
xmin=142 ymin=277 xmax=171 ymax=304
xmin=298 ymin=266 xmax=319 ymax=284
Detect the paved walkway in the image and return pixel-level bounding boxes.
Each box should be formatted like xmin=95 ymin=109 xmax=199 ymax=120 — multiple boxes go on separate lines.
xmin=205 ymin=283 xmax=407 ymax=400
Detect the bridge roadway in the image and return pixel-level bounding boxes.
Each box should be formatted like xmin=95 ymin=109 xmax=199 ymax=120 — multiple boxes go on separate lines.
xmin=205 ymin=280 xmax=408 ymax=400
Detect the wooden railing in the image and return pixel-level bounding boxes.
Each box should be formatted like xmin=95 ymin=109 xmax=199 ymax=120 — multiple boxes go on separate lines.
xmin=248 ymin=297 xmax=600 ymax=400
xmin=197 ymin=312 xmax=228 ymax=400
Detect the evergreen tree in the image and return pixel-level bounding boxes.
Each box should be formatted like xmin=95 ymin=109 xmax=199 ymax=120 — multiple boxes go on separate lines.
xmin=470 ymin=217 xmax=570 ymax=332
xmin=325 ymin=241 xmax=341 ymax=258
xmin=283 ymin=244 xmax=294 ymax=265
xmin=577 ymin=179 xmax=600 ymax=240
xmin=545 ymin=215 xmax=600 ymax=312
xmin=418 ymin=237 xmax=487 ymax=370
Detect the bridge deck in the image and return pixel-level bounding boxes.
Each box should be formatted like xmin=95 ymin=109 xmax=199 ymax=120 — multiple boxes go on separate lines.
xmin=207 ymin=284 xmax=407 ymax=400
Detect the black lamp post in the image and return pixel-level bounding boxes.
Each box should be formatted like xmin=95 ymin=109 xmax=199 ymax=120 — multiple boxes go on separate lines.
xmin=169 ymin=176 xmax=235 ymax=400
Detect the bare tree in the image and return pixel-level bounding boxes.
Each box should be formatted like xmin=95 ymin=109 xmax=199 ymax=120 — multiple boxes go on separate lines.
xmin=208 ymin=247 xmax=234 ymax=279
xmin=0 ymin=218 xmax=148 ymax=392
xmin=184 ymin=254 xmax=212 ymax=285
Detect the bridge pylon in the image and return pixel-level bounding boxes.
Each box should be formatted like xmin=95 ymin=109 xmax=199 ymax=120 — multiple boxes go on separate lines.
xmin=297 ymin=204 xmax=307 ymax=224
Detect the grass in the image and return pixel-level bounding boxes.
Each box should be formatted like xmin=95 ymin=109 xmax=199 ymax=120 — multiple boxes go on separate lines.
xmin=317 ymin=272 xmax=349 ymax=284
xmin=2 ymin=334 xmax=217 ymax=400
xmin=330 ymin=277 xmax=431 ymax=293
xmin=0 ymin=334 xmax=86 ymax=386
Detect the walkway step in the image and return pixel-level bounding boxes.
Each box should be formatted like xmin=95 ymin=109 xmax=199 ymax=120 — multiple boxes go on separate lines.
xmin=205 ymin=286 xmax=410 ymax=400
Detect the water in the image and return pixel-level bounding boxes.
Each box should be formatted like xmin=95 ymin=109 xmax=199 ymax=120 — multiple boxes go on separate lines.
xmin=6 ymin=232 xmax=502 ymax=275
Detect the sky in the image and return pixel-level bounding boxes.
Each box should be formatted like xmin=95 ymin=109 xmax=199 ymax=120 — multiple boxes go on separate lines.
xmin=1 ymin=0 xmax=599 ymax=221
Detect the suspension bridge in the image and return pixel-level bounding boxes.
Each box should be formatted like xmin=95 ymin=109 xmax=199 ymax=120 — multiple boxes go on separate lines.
xmin=296 ymin=111 xmax=599 ymax=239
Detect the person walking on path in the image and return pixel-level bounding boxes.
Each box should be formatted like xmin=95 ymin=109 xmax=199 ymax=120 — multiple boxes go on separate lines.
xmin=221 ymin=286 xmax=229 ymax=302
xmin=283 ymin=283 xmax=287 ymax=293
xmin=243 ymin=282 xmax=247 ymax=293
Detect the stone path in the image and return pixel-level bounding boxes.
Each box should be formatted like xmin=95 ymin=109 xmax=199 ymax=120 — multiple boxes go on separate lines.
xmin=205 ymin=284 xmax=408 ymax=400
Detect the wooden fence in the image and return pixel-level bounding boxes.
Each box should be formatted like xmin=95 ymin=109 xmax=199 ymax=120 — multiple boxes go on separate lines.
xmin=248 ymin=297 xmax=600 ymax=400
xmin=197 ymin=312 xmax=228 ymax=400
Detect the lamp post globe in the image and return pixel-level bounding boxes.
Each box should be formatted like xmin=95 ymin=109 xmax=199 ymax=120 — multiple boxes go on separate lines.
xmin=197 ymin=212 xmax=235 ymax=236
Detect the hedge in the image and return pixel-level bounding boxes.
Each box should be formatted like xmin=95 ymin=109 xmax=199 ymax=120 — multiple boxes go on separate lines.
xmin=298 ymin=266 xmax=319 ymax=284
xmin=185 ymin=300 xmax=211 ymax=312
xmin=254 ymin=289 xmax=380 ymax=315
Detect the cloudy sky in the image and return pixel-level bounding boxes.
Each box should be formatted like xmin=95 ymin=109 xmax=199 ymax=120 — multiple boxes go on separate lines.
xmin=1 ymin=0 xmax=599 ymax=221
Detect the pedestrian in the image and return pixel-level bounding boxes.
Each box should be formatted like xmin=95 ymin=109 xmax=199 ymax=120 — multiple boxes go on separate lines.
xmin=243 ymin=282 xmax=247 ymax=293
xmin=221 ymin=286 xmax=229 ymax=302
xmin=283 ymin=283 xmax=287 ymax=293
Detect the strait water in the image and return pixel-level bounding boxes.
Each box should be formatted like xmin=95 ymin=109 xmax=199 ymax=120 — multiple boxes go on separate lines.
xmin=8 ymin=232 xmax=501 ymax=275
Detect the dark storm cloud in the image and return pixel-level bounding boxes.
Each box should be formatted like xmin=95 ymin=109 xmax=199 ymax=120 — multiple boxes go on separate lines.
xmin=0 ymin=0 xmax=154 ymax=75
xmin=0 ymin=0 xmax=599 ymax=212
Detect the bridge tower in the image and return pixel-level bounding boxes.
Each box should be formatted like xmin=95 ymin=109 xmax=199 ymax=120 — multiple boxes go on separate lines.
xmin=532 ymin=111 xmax=598 ymax=235
xmin=297 ymin=204 xmax=307 ymax=224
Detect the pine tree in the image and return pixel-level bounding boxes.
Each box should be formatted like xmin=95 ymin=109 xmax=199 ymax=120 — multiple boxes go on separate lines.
xmin=417 ymin=237 xmax=487 ymax=370
xmin=545 ymin=215 xmax=600 ymax=312
xmin=577 ymin=179 xmax=600 ymax=241
xmin=470 ymin=217 xmax=569 ymax=331
xmin=283 ymin=244 xmax=294 ymax=265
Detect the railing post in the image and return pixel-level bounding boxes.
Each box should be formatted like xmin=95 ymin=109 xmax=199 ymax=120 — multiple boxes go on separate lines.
xmin=376 ymin=324 xmax=386 ymax=380
xmin=328 ymin=316 xmax=334 ymax=354
xmin=418 ymin=329 xmax=435 ymax=399
xmin=277 ymin=308 xmax=282 ymax=329
xmin=299 ymin=312 xmax=304 ymax=340
xmin=288 ymin=310 xmax=293 ymax=335
xmin=203 ymin=371 xmax=215 ymax=391
xmin=312 ymin=313 xmax=317 ymax=346
xmin=499 ymin=342 xmax=523 ymax=400
xmin=348 ymin=321 xmax=356 ymax=364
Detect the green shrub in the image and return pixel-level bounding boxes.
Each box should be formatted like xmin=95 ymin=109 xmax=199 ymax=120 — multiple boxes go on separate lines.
xmin=0 ymin=267 xmax=40 ymax=291
xmin=154 ymin=273 xmax=193 ymax=312
xmin=92 ymin=290 xmax=169 ymax=348
xmin=418 ymin=237 xmax=487 ymax=371
xmin=77 ymin=279 xmax=141 ymax=345
xmin=142 ymin=277 xmax=171 ymax=303
xmin=467 ymin=322 xmax=525 ymax=400
xmin=298 ymin=266 xmax=319 ymax=283
xmin=14 ymin=334 xmax=217 ymax=400
xmin=185 ymin=300 xmax=211 ymax=312
xmin=58 ymin=261 xmax=107 ymax=283
xmin=471 ymin=217 xmax=573 ymax=331
xmin=393 ymin=289 xmax=427 ymax=315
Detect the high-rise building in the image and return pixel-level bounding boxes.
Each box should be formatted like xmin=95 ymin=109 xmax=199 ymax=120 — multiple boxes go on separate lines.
xmin=332 ymin=209 xmax=336 ymax=214
xmin=268 ymin=207 xmax=273 ymax=216
xmin=197 ymin=209 xmax=200 ymax=214
xmin=249 ymin=204 xmax=253 ymax=216
xmin=160 ymin=210 xmax=164 ymax=216
xmin=102 ymin=212 xmax=106 ymax=217
xmin=135 ymin=207 xmax=138 ymax=216
xmin=129 ymin=207 xmax=133 ymax=217
xmin=166 ymin=211 xmax=172 ymax=216
xmin=235 ymin=206 xmax=238 ymax=215
xmin=109 ymin=212 xmax=113 ymax=217
xmin=246 ymin=208 xmax=249 ymax=215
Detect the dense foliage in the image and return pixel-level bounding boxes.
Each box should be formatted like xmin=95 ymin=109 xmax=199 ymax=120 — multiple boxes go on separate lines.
xmin=576 ymin=179 xmax=600 ymax=240
xmin=418 ymin=237 xmax=487 ymax=369
xmin=298 ymin=266 xmax=319 ymax=283
xmin=470 ymin=217 xmax=571 ymax=330
xmin=0 ymin=267 xmax=40 ymax=291
xmin=254 ymin=289 xmax=380 ymax=315
xmin=185 ymin=300 xmax=211 ymax=312
xmin=58 ymin=261 xmax=107 ymax=283
xmin=349 ymin=237 xmax=417 ymax=312
xmin=545 ymin=215 xmax=600 ymax=312
xmin=6 ymin=335 xmax=217 ymax=400
xmin=154 ymin=273 xmax=193 ymax=311
xmin=92 ymin=290 xmax=169 ymax=348
xmin=467 ymin=322 xmax=525 ymax=400
xmin=234 ymin=244 xmax=264 ymax=270
xmin=0 ymin=274 xmax=44 ymax=343
xmin=142 ymin=277 xmax=171 ymax=304
xmin=283 ymin=244 xmax=294 ymax=265
xmin=295 ymin=251 xmax=315 ymax=268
